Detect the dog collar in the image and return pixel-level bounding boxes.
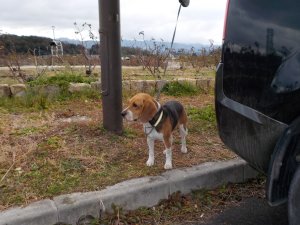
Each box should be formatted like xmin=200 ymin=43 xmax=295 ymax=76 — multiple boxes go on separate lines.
xmin=149 ymin=107 xmax=164 ymax=128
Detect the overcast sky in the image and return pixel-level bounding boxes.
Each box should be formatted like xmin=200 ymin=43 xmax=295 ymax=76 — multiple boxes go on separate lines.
xmin=0 ymin=0 xmax=227 ymax=45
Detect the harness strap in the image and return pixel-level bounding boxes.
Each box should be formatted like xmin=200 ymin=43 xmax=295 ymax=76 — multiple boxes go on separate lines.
xmin=153 ymin=110 xmax=164 ymax=127
xmin=144 ymin=109 xmax=164 ymax=136
xmin=144 ymin=103 xmax=163 ymax=136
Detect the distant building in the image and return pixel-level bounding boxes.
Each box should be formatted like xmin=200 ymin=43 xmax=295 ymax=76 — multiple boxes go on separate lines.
xmin=49 ymin=40 xmax=63 ymax=57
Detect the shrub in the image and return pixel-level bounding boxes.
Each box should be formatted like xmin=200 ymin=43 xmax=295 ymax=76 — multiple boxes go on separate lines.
xmin=0 ymin=72 xmax=101 ymax=112
xmin=0 ymin=90 xmax=49 ymax=111
xmin=162 ymin=81 xmax=199 ymax=96
xmin=28 ymin=72 xmax=97 ymax=90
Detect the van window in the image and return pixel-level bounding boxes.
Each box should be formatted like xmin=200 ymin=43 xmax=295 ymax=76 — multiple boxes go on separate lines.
xmin=223 ymin=0 xmax=300 ymax=123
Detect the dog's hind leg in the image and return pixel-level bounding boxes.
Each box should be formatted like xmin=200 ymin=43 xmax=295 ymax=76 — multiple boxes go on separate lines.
xmin=179 ymin=124 xmax=188 ymax=153
xmin=163 ymin=134 xmax=173 ymax=170
xmin=146 ymin=136 xmax=155 ymax=166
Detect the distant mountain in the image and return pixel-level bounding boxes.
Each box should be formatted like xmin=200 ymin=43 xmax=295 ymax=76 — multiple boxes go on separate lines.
xmin=0 ymin=34 xmax=212 ymax=55
xmin=0 ymin=34 xmax=83 ymax=55
xmin=59 ymin=37 xmax=209 ymax=51
xmin=0 ymin=34 xmax=53 ymax=54
xmin=58 ymin=37 xmax=96 ymax=49
xmin=121 ymin=39 xmax=208 ymax=51
xmin=122 ymin=39 xmax=209 ymax=51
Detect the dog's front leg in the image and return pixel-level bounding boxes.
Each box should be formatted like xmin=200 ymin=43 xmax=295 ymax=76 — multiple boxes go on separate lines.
xmin=146 ymin=136 xmax=155 ymax=166
xmin=164 ymin=148 xmax=172 ymax=169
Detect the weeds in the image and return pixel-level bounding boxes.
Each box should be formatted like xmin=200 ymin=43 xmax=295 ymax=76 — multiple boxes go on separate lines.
xmin=12 ymin=126 xmax=46 ymax=136
xmin=0 ymin=93 xmax=235 ymax=209
xmin=46 ymin=136 xmax=63 ymax=149
xmin=122 ymin=128 xmax=139 ymax=139
xmin=187 ymin=105 xmax=216 ymax=135
xmin=0 ymin=72 xmax=101 ymax=112
xmin=0 ymin=90 xmax=50 ymax=112
xmin=28 ymin=72 xmax=97 ymax=89
xmin=162 ymin=81 xmax=199 ymax=96
xmin=188 ymin=105 xmax=216 ymax=123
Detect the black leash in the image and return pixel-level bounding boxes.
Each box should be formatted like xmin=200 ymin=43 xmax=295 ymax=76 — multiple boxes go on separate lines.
xmin=170 ymin=4 xmax=182 ymax=52
xmin=156 ymin=3 xmax=183 ymax=101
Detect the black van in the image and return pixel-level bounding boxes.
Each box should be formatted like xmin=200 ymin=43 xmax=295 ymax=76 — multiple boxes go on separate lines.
xmin=215 ymin=0 xmax=300 ymax=224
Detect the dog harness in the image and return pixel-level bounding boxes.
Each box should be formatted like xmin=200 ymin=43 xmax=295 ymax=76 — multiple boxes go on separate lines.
xmin=148 ymin=101 xmax=184 ymax=132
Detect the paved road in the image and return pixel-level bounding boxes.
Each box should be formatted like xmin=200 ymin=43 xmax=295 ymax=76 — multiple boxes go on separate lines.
xmin=190 ymin=198 xmax=288 ymax=225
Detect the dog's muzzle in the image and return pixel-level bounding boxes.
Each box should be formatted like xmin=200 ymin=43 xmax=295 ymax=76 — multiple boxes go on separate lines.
xmin=121 ymin=111 xmax=127 ymax=118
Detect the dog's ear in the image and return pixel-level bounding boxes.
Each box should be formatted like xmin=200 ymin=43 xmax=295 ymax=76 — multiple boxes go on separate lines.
xmin=140 ymin=98 xmax=157 ymax=123
xmin=151 ymin=97 xmax=159 ymax=109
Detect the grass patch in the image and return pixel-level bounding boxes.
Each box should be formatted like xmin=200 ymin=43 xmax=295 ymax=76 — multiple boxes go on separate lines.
xmin=12 ymin=126 xmax=47 ymax=136
xmin=162 ymin=81 xmax=199 ymax=96
xmin=28 ymin=71 xmax=97 ymax=89
xmin=123 ymin=127 xmax=139 ymax=139
xmin=187 ymin=105 xmax=216 ymax=134
xmin=0 ymin=93 xmax=236 ymax=210
xmin=60 ymin=88 xmax=101 ymax=101
xmin=188 ymin=105 xmax=216 ymax=123
xmin=122 ymin=66 xmax=215 ymax=80
xmin=0 ymin=84 xmax=101 ymax=113
xmin=0 ymin=90 xmax=50 ymax=111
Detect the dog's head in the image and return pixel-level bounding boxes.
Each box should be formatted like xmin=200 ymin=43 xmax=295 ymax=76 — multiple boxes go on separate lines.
xmin=121 ymin=93 xmax=158 ymax=123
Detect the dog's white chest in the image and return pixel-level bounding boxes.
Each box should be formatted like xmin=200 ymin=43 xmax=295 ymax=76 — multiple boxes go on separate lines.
xmin=143 ymin=123 xmax=163 ymax=140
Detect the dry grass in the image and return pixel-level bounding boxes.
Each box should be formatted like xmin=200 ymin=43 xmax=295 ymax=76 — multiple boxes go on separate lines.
xmin=0 ymin=92 xmax=236 ymax=210
xmin=122 ymin=66 xmax=215 ymax=80
xmin=0 ymin=66 xmax=215 ymax=84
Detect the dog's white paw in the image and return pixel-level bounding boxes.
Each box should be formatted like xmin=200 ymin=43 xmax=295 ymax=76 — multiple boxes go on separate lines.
xmin=146 ymin=159 xmax=154 ymax=167
xmin=164 ymin=163 xmax=172 ymax=170
xmin=181 ymin=146 xmax=188 ymax=153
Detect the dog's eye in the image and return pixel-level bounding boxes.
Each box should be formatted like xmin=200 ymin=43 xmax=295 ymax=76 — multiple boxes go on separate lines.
xmin=133 ymin=103 xmax=138 ymax=108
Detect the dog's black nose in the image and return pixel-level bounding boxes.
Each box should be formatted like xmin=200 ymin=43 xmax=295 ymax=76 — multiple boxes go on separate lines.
xmin=121 ymin=111 xmax=126 ymax=117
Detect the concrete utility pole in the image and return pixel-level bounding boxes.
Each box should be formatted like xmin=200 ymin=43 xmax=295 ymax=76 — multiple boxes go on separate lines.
xmin=98 ymin=0 xmax=123 ymax=134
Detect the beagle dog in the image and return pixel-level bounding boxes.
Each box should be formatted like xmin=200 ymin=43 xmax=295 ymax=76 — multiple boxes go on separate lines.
xmin=121 ymin=93 xmax=188 ymax=169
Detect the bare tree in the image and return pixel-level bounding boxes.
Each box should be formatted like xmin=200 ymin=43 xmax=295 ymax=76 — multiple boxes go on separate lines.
xmin=1 ymin=38 xmax=27 ymax=83
xmin=136 ymin=31 xmax=168 ymax=79
xmin=74 ymin=22 xmax=99 ymax=75
xmin=28 ymin=48 xmax=48 ymax=78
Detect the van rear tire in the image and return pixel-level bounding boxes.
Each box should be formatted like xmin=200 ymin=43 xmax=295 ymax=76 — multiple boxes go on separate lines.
xmin=288 ymin=166 xmax=300 ymax=225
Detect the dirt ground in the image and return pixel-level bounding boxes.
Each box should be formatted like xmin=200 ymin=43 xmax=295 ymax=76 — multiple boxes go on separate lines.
xmin=0 ymin=93 xmax=236 ymax=209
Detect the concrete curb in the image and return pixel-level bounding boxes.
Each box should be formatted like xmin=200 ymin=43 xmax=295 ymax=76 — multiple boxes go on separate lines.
xmin=0 ymin=159 xmax=258 ymax=225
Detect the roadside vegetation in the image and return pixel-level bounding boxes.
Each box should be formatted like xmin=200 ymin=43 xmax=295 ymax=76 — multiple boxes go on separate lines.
xmin=0 ymin=72 xmax=99 ymax=112
xmin=28 ymin=72 xmax=97 ymax=87
xmin=162 ymin=81 xmax=199 ymax=96
xmin=0 ymin=33 xmax=229 ymax=211
xmin=0 ymin=75 xmax=236 ymax=209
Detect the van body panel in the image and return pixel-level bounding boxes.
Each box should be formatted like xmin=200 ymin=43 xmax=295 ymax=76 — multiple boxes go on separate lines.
xmin=216 ymin=0 xmax=300 ymax=172
xmin=216 ymin=64 xmax=287 ymax=173
xmin=223 ymin=0 xmax=300 ymax=124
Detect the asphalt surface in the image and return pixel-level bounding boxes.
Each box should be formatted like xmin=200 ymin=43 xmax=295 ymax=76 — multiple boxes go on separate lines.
xmin=194 ymin=197 xmax=288 ymax=225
